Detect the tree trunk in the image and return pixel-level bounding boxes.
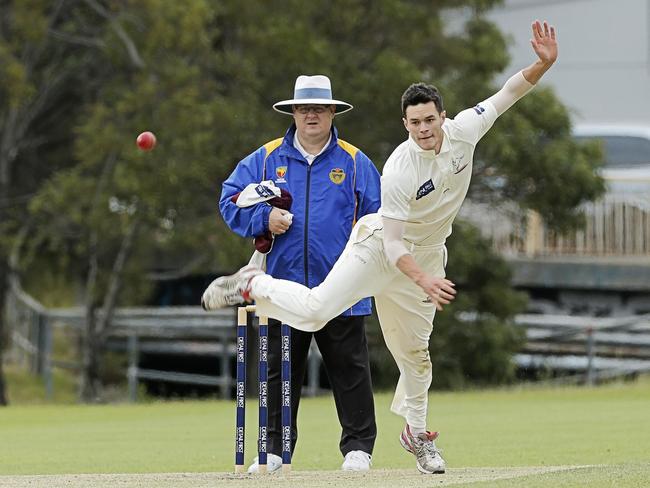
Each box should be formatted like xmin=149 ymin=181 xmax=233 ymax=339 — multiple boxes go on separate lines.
xmin=0 ymin=259 xmax=9 ymax=406
xmin=0 ymin=134 xmax=12 ymax=406
xmin=0 ymin=108 xmax=16 ymax=408
xmin=79 ymin=301 xmax=101 ymax=402
xmin=79 ymin=213 xmax=141 ymax=402
xmin=0 ymin=363 xmax=6 ymax=406
xmin=97 ymin=214 xmax=141 ymax=338
xmin=79 ymin=232 xmax=100 ymax=402
xmin=77 ymin=153 xmax=123 ymax=402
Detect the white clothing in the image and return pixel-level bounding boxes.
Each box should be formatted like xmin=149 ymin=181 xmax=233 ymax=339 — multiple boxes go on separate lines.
xmin=382 ymin=217 xmax=409 ymax=265
xmin=252 ymin=216 xmax=444 ymax=429
xmin=293 ymin=133 xmax=332 ymax=165
xmin=250 ymin=71 xmax=534 ymax=429
xmin=380 ymin=100 xmax=498 ymax=243
xmin=235 ymin=182 xmax=294 ymax=227
xmin=235 ymin=180 xmax=294 ymax=270
xmin=487 ymin=71 xmax=534 ymax=115
xmin=380 ymin=70 xmax=533 ymax=264
xmin=234 ymin=180 xmax=281 ymax=207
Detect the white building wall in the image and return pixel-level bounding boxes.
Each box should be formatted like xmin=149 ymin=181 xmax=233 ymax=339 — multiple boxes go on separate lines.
xmin=487 ymin=0 xmax=650 ymax=125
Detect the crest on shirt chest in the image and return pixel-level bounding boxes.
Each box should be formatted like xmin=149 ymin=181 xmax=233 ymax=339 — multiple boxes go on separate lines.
xmin=451 ymin=152 xmax=468 ymax=174
xmin=275 ymin=166 xmax=287 ymax=183
xmin=329 ymin=168 xmax=346 ymax=184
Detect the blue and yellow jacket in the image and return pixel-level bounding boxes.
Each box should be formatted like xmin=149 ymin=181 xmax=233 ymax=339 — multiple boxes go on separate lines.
xmin=220 ymin=125 xmax=381 ymax=316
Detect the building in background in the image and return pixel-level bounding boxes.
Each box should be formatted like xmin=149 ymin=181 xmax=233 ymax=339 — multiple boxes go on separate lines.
xmin=487 ymin=0 xmax=649 ymax=126
xmin=460 ymin=0 xmax=650 ymax=315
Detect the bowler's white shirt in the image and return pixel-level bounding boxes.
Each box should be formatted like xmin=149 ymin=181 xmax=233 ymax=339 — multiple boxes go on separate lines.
xmin=379 ymin=100 xmax=498 ymax=246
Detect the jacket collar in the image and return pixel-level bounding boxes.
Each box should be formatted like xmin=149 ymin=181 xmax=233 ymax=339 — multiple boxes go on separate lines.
xmin=280 ymin=125 xmax=339 ymax=161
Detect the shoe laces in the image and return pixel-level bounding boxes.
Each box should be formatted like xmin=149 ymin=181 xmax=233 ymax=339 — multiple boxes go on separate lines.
xmin=215 ymin=275 xmax=240 ymax=293
xmin=422 ymin=440 xmax=442 ymax=458
xmin=411 ymin=432 xmax=441 ymax=457
xmin=413 ymin=434 xmax=442 ymax=459
xmin=214 ymin=274 xmax=249 ymax=304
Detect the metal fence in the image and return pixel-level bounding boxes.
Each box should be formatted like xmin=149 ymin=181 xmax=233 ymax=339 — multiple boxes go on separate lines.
xmin=7 ymin=281 xmax=650 ymax=399
xmin=5 ymin=283 xmax=323 ymax=401
xmin=5 ymin=281 xmax=55 ymax=397
xmin=513 ymin=313 xmax=650 ymax=384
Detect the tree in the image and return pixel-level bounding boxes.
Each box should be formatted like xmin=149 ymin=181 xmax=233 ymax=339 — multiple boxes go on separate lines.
xmin=17 ymin=0 xmax=605 ymax=399
xmin=197 ymin=0 xmax=604 ymax=224
xmin=27 ymin=0 xmax=255 ymax=401
xmin=199 ymin=1 xmax=604 ymax=386
xmin=0 ymin=0 xmax=106 ymax=405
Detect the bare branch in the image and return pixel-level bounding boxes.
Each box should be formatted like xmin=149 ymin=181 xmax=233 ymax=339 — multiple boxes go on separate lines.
xmin=8 ymin=220 xmax=32 ymax=275
xmin=20 ymin=0 xmax=68 ymax=78
xmin=49 ymin=29 xmax=105 ymax=48
xmin=110 ymin=20 xmax=145 ymax=69
xmin=81 ymin=0 xmax=110 ymax=17
xmin=0 ymin=193 xmax=36 ymax=209
xmin=83 ymin=0 xmax=145 ymax=69
xmin=0 ymin=108 xmax=19 ymax=188
xmin=97 ymin=212 xmax=142 ymax=337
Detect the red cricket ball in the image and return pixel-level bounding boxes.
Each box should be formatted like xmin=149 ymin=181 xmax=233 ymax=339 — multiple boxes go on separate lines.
xmin=136 ymin=131 xmax=157 ymax=151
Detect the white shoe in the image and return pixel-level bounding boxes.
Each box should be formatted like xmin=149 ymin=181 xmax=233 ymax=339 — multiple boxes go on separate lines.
xmin=201 ymin=265 xmax=264 ymax=310
xmin=247 ymin=453 xmax=283 ymax=474
xmin=341 ymin=450 xmax=372 ymax=471
xmin=399 ymin=425 xmax=445 ymax=474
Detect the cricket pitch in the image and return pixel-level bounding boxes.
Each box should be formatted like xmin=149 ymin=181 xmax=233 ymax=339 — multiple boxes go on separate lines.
xmin=0 ymin=465 xmax=589 ymax=488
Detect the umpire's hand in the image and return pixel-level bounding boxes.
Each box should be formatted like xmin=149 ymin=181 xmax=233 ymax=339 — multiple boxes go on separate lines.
xmin=269 ymin=207 xmax=292 ymax=235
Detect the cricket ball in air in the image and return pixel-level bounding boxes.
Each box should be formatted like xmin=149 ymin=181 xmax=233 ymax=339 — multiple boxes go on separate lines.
xmin=136 ymin=131 xmax=157 ymax=151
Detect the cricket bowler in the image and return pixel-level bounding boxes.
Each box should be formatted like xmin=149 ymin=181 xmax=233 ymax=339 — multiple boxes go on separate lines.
xmin=203 ymin=20 xmax=558 ymax=474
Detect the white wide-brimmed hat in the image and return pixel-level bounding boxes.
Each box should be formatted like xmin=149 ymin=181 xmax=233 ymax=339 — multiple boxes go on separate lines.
xmin=273 ymin=75 xmax=353 ymax=115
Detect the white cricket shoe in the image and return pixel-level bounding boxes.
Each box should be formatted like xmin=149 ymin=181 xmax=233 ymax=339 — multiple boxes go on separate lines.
xmin=201 ymin=265 xmax=264 ymax=310
xmin=247 ymin=453 xmax=283 ymax=474
xmin=341 ymin=450 xmax=372 ymax=471
xmin=399 ymin=425 xmax=446 ymax=474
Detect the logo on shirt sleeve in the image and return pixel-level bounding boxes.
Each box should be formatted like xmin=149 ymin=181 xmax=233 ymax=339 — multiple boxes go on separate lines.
xmin=416 ymin=179 xmax=435 ymax=200
xmin=473 ymin=104 xmax=486 ymax=115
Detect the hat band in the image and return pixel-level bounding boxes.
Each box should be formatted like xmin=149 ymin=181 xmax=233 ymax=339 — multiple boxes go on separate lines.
xmin=293 ymin=87 xmax=332 ymax=100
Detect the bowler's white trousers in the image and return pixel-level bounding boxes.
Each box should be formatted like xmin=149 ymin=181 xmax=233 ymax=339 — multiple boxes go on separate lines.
xmin=251 ymin=214 xmax=446 ymax=430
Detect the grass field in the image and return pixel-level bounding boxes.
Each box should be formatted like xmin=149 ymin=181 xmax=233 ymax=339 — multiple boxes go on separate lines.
xmin=1 ymin=376 xmax=649 ymax=487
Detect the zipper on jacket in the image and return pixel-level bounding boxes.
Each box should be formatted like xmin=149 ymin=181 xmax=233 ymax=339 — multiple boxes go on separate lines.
xmin=303 ymin=164 xmax=313 ymax=285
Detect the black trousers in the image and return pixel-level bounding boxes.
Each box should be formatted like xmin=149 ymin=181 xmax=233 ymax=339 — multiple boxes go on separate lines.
xmin=266 ymin=315 xmax=377 ymax=457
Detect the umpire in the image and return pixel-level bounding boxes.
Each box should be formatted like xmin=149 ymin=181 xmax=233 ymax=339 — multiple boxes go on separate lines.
xmin=219 ymin=75 xmax=380 ymax=472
